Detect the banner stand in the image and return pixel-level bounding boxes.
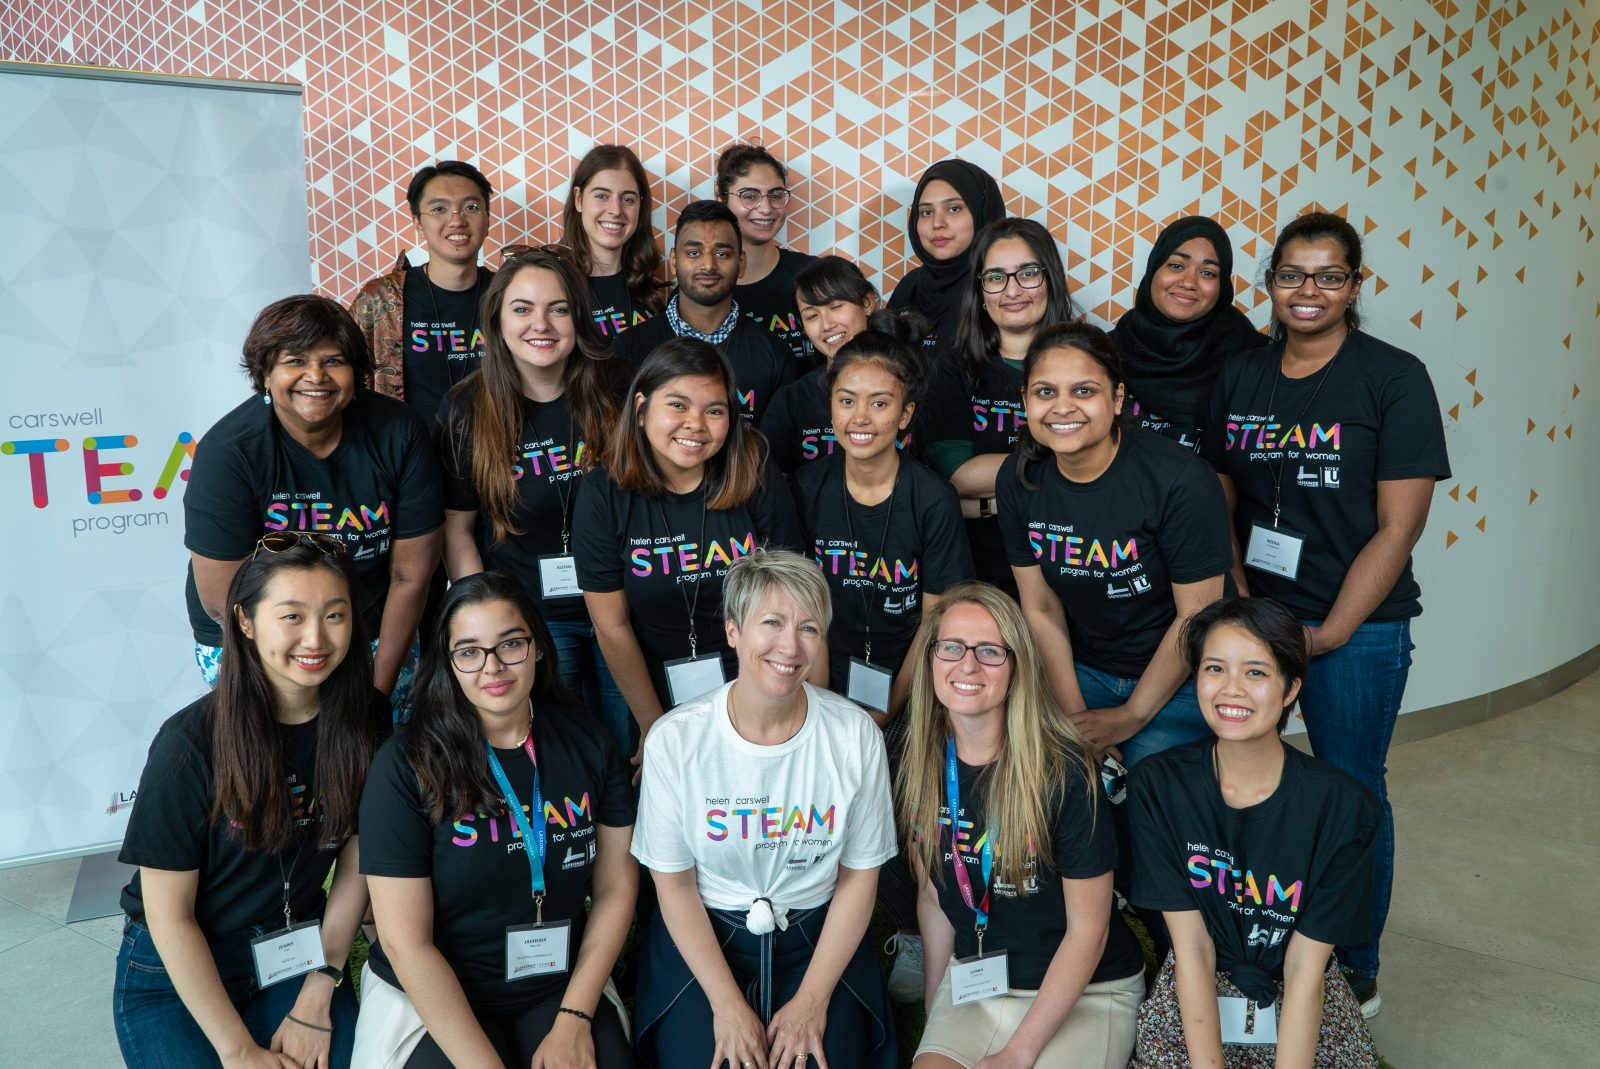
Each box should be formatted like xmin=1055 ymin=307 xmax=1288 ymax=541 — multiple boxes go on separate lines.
xmin=65 ymin=851 xmax=134 ymax=924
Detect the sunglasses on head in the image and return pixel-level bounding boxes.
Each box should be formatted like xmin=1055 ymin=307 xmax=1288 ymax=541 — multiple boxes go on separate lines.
xmin=251 ymin=531 xmax=348 ymax=561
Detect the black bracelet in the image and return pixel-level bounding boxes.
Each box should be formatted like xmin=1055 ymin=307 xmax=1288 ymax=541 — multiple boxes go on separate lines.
xmin=557 ymin=1006 xmax=594 ymax=1024
xmin=286 ymin=1013 xmax=333 ymax=1034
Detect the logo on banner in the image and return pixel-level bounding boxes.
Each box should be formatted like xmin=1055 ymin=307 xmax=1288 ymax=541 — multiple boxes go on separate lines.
xmin=105 ymin=788 xmax=137 ymax=815
xmin=3 ymin=417 xmax=196 ymax=537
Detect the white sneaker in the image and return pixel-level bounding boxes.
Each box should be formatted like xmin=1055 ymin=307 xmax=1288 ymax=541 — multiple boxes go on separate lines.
xmin=884 ymin=933 xmax=925 ymax=1003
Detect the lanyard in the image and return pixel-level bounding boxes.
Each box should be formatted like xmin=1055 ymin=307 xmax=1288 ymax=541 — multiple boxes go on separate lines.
xmin=945 ymin=737 xmax=992 ymax=936
xmin=656 ymin=496 xmax=710 ymax=657
xmin=274 ymin=847 xmax=302 ymax=930
xmin=1261 ymin=339 xmax=1344 ymax=528
xmin=419 ymin=265 xmax=484 ymax=373
xmin=550 ymin=416 xmax=578 ymax=554
xmin=839 ymin=463 xmax=898 ymax=663
xmin=485 ymin=723 xmax=547 ymax=921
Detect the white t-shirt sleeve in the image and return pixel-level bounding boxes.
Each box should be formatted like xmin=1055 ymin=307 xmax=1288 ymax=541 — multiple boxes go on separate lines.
xmin=838 ymin=714 xmax=898 ymax=870
xmin=630 ymin=712 xmax=696 ymax=873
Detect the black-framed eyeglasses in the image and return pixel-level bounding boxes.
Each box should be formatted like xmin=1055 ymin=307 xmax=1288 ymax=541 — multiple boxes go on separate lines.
xmin=929 ymin=639 xmax=1012 ymax=666
xmin=449 ymin=638 xmax=539 ymax=673
xmin=423 ymin=201 xmax=487 ymax=219
xmin=733 ymin=187 xmax=791 ymax=208
xmin=979 ymin=265 xmax=1046 ymax=293
xmin=1270 ymin=269 xmax=1354 ymax=290
xmin=251 ymin=531 xmax=348 ymax=561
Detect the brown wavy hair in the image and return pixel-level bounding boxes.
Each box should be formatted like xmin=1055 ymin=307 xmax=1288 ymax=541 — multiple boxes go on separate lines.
xmin=560 ymin=145 xmax=665 ymax=314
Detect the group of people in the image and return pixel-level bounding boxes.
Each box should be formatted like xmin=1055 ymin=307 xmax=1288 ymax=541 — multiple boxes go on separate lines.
xmin=111 ymin=144 xmax=1450 ymax=1069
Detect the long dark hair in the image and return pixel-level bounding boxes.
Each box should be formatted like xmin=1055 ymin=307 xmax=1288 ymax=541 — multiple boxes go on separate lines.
xmin=1014 ymin=321 xmax=1130 ymax=491
xmin=606 ymin=337 xmax=767 ymax=509
xmin=950 ymin=218 xmax=1077 ymax=388
xmin=443 ymin=251 xmax=625 ymax=544
xmin=1267 ymin=211 xmax=1364 ymax=340
xmin=560 ymin=145 xmax=665 ymax=314
xmin=405 ymin=573 xmax=578 ymax=823
xmin=209 ymin=544 xmax=375 ymax=852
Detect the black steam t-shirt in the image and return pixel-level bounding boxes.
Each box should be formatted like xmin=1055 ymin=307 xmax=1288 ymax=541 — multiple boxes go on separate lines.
xmin=928 ymin=357 xmax=1026 ymax=589
xmin=438 ymin=390 xmax=594 ymax=624
xmin=1129 ymin=740 xmax=1380 ymax=983
xmin=360 ymin=704 xmax=635 ymax=1013
xmin=1201 ymin=331 xmax=1450 ymax=620
xmin=759 ymin=368 xmax=924 ymax=474
xmin=611 ymin=311 xmax=796 ymax=424
xmin=734 ymin=248 xmax=818 ymax=367
xmin=793 ymin=455 xmax=973 ymax=688
xmin=183 ymin=390 xmax=446 ymax=646
xmin=118 ymin=696 xmax=342 ymax=936
xmin=1124 ymin=393 xmax=1204 ymax=453
xmin=573 ymin=461 xmax=804 ymax=695
xmin=933 ymin=755 xmax=1144 ymax=989
xmin=589 ymin=273 xmax=653 ymax=342
xmin=996 ymin=433 xmax=1231 ymax=679
xmin=402 ymin=268 xmax=489 ymax=423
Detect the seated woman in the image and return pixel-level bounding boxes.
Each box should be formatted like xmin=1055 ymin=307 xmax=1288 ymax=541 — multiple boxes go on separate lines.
xmin=184 ymin=294 xmax=445 ymax=707
xmin=631 ymin=549 xmax=898 ymax=1069
xmin=898 ymin=582 xmax=1145 ymax=1069
xmin=113 ymin=535 xmax=381 ymax=1069
xmin=1127 ymin=596 xmax=1380 ymax=1069
xmin=355 ymin=573 xmax=637 ymax=1069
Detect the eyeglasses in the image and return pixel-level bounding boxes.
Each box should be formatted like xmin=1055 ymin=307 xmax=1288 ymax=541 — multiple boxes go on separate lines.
xmin=1269 ymin=269 xmax=1354 ymax=290
xmin=929 ymin=639 xmax=1013 ymax=666
xmin=732 ymin=187 xmax=791 ymax=208
xmin=979 ymin=265 xmax=1046 ymax=293
xmin=251 ymin=531 xmax=348 ymax=561
xmin=449 ymin=637 xmax=539 ymax=673
xmin=422 ymin=201 xmax=487 ymax=219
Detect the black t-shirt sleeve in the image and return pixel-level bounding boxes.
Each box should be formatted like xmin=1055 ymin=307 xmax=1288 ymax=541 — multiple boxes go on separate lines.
xmin=1294 ymin=790 xmax=1381 ymax=948
xmin=357 ymin=737 xmax=437 ymax=878
xmin=754 ymin=459 xmax=804 ymax=551
xmin=1050 ymin=760 xmax=1119 ymax=879
xmin=993 ymin=453 xmax=1034 ymax=568
xmin=436 ymin=399 xmax=481 ymax=514
xmin=595 ymin=729 xmax=637 ymax=828
xmin=184 ymin=424 xmax=262 ymax=562
xmin=118 ymin=716 xmax=210 ymax=872
xmin=390 ymin=406 xmax=447 ymax=539
xmin=1126 ymin=762 xmax=1195 ymax=913
xmin=918 ymin=473 xmax=974 ymax=593
xmin=1375 ymin=357 xmax=1451 ymax=481
xmin=1159 ymin=456 xmax=1233 ymax=584
xmin=573 ymin=470 xmax=625 ymax=594
xmin=1198 ymin=359 xmax=1240 ymax=472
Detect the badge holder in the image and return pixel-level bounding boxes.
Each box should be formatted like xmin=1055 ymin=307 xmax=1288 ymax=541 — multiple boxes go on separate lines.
xmin=1218 ymin=996 xmax=1278 ymax=1045
xmin=948 ymin=925 xmax=1009 ymax=1005
xmin=250 ymin=879 xmax=327 ymax=988
xmin=537 ymin=553 xmax=582 ymax=599
xmin=665 ymin=627 xmax=726 ymax=706
xmin=505 ymin=893 xmax=572 ymax=980
xmin=847 ymin=653 xmax=893 ymax=714
xmin=1245 ymin=521 xmax=1306 ymax=580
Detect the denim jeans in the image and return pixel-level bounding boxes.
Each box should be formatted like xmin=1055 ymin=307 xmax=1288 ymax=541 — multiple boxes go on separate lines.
xmin=113 ymin=918 xmax=357 ymax=1069
xmin=545 ymin=617 xmax=634 ymax=759
xmin=1298 ymin=618 xmax=1413 ymax=980
xmin=1075 ymin=663 xmax=1210 ymax=768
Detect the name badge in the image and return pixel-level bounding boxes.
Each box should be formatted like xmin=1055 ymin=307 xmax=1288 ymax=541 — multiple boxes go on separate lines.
xmin=505 ymin=920 xmax=571 ymax=981
xmin=537 ymin=554 xmax=582 ymax=599
xmin=847 ymin=657 xmax=893 ymax=714
xmin=948 ymin=949 xmax=1009 ymax=1005
xmin=664 ymin=653 xmax=726 ymax=707
xmin=1218 ymin=995 xmax=1278 ymax=1045
xmin=1245 ymin=523 xmax=1305 ymax=580
xmin=250 ymin=920 xmax=326 ymax=988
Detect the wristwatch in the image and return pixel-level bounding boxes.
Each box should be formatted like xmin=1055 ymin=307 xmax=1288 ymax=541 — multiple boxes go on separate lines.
xmin=313 ymin=965 xmax=344 ymax=987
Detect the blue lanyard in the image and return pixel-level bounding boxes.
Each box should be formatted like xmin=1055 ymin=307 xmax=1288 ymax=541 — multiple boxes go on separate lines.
xmin=485 ymin=727 xmax=546 ymax=913
xmin=945 ymin=737 xmax=992 ymax=930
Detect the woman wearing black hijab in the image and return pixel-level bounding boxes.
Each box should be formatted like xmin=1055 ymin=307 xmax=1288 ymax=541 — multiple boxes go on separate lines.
xmin=886 ymin=160 xmax=1007 ymax=350
xmin=1112 ymin=216 xmax=1267 ymax=450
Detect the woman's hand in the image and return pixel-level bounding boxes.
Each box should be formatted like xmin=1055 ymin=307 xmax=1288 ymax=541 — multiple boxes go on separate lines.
xmin=222 ymin=1045 xmax=300 ymax=1069
xmin=974 ymin=1047 xmax=1036 ymax=1069
xmin=530 ymin=1010 xmax=596 ymax=1069
xmin=766 ymin=989 xmax=830 ymax=1069
xmin=1069 ymin=705 xmax=1147 ymax=752
xmin=711 ymin=999 xmax=770 ymax=1069
xmin=270 ymin=1004 xmax=330 ymax=1069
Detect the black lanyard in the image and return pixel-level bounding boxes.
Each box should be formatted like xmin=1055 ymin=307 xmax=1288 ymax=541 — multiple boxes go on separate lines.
xmin=840 ymin=464 xmax=899 ymax=664
xmin=656 ymin=495 xmax=710 ymax=657
xmin=1261 ymin=340 xmax=1344 ymax=527
xmin=420 ymin=265 xmax=483 ymax=373
xmin=548 ymin=416 xmax=578 ymax=554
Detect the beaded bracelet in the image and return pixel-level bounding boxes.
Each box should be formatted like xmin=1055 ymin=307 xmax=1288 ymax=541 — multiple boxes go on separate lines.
xmin=557 ymin=1006 xmax=594 ymax=1024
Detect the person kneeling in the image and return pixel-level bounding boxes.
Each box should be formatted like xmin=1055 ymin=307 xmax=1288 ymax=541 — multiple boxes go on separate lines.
xmin=354 ymin=573 xmax=638 ymax=1068
xmin=1126 ymin=596 xmax=1379 ymax=1068
xmin=631 ymin=549 xmax=899 ymax=1069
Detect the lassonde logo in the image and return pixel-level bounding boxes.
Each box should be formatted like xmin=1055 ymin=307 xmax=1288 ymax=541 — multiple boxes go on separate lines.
xmin=106 ymin=788 xmax=137 ymax=815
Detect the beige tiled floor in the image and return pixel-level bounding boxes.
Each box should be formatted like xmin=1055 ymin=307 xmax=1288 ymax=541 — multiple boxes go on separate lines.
xmin=1 ymin=673 xmax=1596 ymax=1067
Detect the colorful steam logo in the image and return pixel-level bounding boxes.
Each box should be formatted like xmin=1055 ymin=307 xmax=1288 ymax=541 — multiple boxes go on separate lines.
xmin=2 ymin=434 xmax=194 ymax=507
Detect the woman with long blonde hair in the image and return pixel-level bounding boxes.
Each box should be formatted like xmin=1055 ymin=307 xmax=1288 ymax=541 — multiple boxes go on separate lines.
xmin=896 ymin=582 xmax=1144 ymax=1069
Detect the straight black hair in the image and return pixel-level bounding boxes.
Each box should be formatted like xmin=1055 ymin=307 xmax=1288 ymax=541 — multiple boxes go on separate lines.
xmin=794 ymin=254 xmax=877 ymax=308
xmin=1181 ymin=596 xmax=1309 ymax=731
xmin=405 ymin=160 xmax=493 ymax=215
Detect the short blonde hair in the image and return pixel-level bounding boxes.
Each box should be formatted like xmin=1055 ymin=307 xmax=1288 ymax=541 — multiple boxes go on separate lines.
xmin=722 ymin=548 xmax=832 ymax=632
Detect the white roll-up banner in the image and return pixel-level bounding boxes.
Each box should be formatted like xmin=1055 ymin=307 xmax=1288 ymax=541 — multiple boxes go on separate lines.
xmin=0 ymin=63 xmax=310 ymax=865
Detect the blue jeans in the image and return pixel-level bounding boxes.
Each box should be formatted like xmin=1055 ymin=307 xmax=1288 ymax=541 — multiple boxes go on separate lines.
xmin=1075 ymin=663 xmax=1210 ymax=768
xmin=546 ymin=618 xmax=634 ymax=758
xmin=1298 ymin=618 xmax=1413 ymax=980
xmin=113 ymin=918 xmax=357 ymax=1069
